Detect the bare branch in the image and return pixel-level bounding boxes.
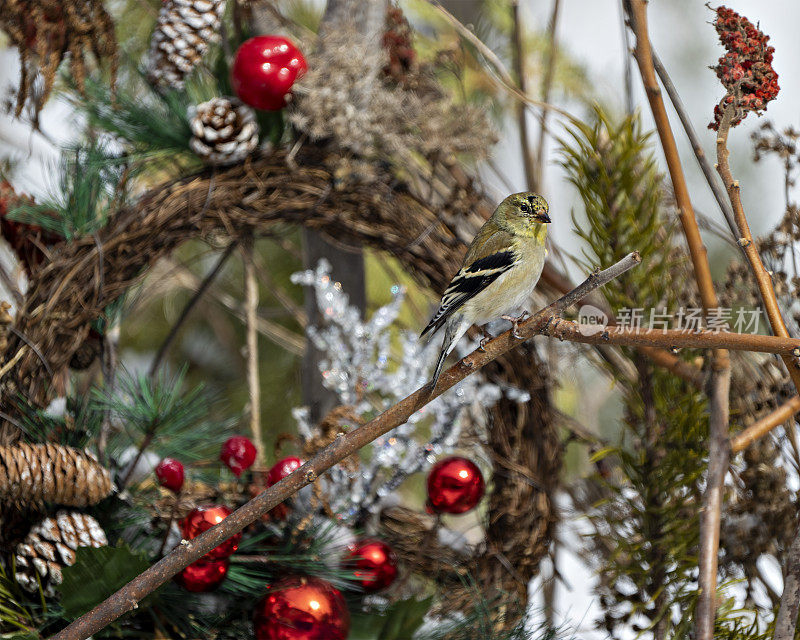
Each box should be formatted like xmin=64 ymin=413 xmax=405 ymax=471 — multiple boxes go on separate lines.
xmin=148 ymin=242 xmax=237 ymax=379
xmin=241 ymin=238 xmax=263 ymax=464
xmin=49 ymin=252 xmax=642 ymax=640
xmin=731 ymin=396 xmax=800 ymax=454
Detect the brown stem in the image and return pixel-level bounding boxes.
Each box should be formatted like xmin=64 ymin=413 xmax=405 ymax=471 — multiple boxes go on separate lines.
xmin=539 ymin=321 xmax=800 ymax=355
xmin=48 ymin=252 xmax=641 ymax=640
xmin=533 ymin=0 xmax=562 ymax=191
xmin=715 ymin=105 xmax=800 ymax=402
xmin=510 ymin=0 xmax=537 ymax=190
xmin=696 ymin=359 xmax=731 ymax=640
xmin=241 ymin=238 xmax=263 ymax=465
xmin=148 ymin=242 xmax=237 ymax=379
xmin=774 ymin=525 xmax=800 ymax=640
xmin=119 ymin=428 xmax=156 ymax=490
xmin=626 ymin=3 xmax=731 ymax=636
xmin=731 ymin=396 xmax=800 ymax=454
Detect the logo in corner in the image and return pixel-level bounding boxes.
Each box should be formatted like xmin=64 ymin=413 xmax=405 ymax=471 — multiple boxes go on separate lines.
xmin=577 ymin=304 xmax=608 ymax=336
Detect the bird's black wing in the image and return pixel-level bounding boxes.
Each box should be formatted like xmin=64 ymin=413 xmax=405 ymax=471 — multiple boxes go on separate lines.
xmin=420 ymin=250 xmax=518 ymax=338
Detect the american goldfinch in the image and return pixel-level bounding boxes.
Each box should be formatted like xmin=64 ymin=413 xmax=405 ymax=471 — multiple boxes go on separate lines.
xmin=421 ymin=192 xmax=550 ymax=388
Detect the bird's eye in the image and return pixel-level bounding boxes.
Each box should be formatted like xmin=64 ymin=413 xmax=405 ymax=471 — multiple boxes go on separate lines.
xmin=520 ymin=203 xmax=530 ymax=213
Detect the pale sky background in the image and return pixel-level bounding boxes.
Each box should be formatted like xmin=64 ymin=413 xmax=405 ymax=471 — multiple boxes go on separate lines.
xmin=1 ymin=1 xmax=798 ymax=638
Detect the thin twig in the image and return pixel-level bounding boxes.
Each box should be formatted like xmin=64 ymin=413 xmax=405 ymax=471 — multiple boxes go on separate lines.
xmin=241 ymin=238 xmax=264 ymax=465
xmin=49 ymin=252 xmax=642 ymax=640
xmin=651 ymin=50 xmax=737 ymax=237
xmin=510 ymin=0 xmax=537 ymax=190
xmin=97 ymin=327 xmax=119 ymax=465
xmin=716 ymin=103 xmax=800 ymax=408
xmin=148 ymin=242 xmax=237 ymax=379
xmin=774 ymin=525 xmax=800 ymax=640
xmin=731 ymin=396 xmax=800 ymax=454
xmin=533 ymin=0 xmax=562 ymax=191
xmin=426 ymin=1 xmax=580 ymax=126
xmin=626 ymin=3 xmax=730 ymax=637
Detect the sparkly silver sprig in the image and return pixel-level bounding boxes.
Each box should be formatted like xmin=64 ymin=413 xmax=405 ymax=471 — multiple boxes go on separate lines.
xmin=290 ymin=259 xmax=526 ymax=522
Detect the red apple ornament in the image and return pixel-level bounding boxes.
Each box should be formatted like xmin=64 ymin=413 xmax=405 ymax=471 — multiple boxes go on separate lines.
xmin=231 ymin=36 xmax=307 ymax=111
xmin=174 ymin=558 xmax=229 ymax=592
xmin=180 ymin=505 xmax=241 ymax=560
xmin=426 ymin=456 xmax=485 ymax=515
xmin=253 ymin=576 xmax=349 ymax=640
xmin=155 ymin=457 xmax=184 ymax=493
xmin=220 ymin=435 xmax=257 ymax=477
xmin=345 ymin=538 xmax=398 ymax=592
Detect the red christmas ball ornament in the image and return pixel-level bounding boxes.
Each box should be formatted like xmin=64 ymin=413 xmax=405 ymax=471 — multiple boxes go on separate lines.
xmin=266 ymin=456 xmax=303 ymax=486
xmin=231 ymin=36 xmax=307 ymax=111
xmin=181 ymin=505 xmax=242 ymax=560
xmin=220 ymin=435 xmax=257 ymax=477
xmin=265 ymin=456 xmax=303 ymax=521
xmin=155 ymin=457 xmax=184 ymax=493
xmin=426 ymin=456 xmax=485 ymax=515
xmin=174 ymin=558 xmax=229 ymax=592
xmin=345 ymin=538 xmax=398 ymax=593
xmin=253 ymin=576 xmax=349 ymax=640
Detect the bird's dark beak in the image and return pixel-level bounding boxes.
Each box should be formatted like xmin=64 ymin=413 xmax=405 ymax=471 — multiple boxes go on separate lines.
xmin=534 ymin=211 xmax=551 ymax=223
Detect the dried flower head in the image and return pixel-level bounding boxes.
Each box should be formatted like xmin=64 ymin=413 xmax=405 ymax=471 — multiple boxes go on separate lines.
xmin=289 ymin=26 xmax=496 ymax=170
xmin=382 ymin=5 xmax=416 ymax=85
xmin=709 ymin=5 xmax=779 ymax=130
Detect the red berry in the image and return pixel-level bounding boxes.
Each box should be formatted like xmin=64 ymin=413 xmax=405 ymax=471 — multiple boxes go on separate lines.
xmin=426 ymin=456 xmax=485 ymax=515
xmin=181 ymin=505 xmax=241 ymax=560
xmin=345 ymin=539 xmax=398 ymax=593
xmin=174 ymin=558 xmax=229 ymax=592
xmin=155 ymin=457 xmax=184 ymax=493
xmin=220 ymin=435 xmax=257 ymax=477
xmin=231 ymin=36 xmax=307 ymax=111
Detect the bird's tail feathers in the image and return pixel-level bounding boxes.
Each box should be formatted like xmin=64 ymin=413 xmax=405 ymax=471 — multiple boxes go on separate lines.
xmin=428 ymin=317 xmax=467 ymax=390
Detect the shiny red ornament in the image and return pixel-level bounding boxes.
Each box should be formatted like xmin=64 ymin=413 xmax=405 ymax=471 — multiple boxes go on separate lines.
xmin=174 ymin=558 xmax=229 ymax=592
xmin=426 ymin=456 xmax=485 ymax=515
xmin=155 ymin=457 xmax=184 ymax=493
xmin=220 ymin=435 xmax=257 ymax=477
xmin=265 ymin=456 xmax=303 ymax=520
xmin=253 ymin=576 xmax=349 ymax=640
xmin=181 ymin=505 xmax=241 ymax=560
xmin=231 ymin=36 xmax=307 ymax=111
xmin=345 ymin=538 xmax=398 ymax=593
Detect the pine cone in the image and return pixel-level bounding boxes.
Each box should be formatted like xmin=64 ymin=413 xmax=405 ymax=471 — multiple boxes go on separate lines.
xmin=14 ymin=511 xmax=107 ymax=595
xmin=147 ymin=0 xmax=226 ymax=89
xmin=189 ymin=97 xmax=259 ymax=165
xmin=0 ymin=443 xmax=113 ymax=508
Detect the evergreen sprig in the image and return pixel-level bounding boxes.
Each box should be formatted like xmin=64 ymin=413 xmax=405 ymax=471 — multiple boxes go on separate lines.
xmin=94 ymin=367 xmax=224 ymax=465
xmin=559 ymin=106 xmax=715 ymax=637
xmin=7 ymin=140 xmax=127 ymax=240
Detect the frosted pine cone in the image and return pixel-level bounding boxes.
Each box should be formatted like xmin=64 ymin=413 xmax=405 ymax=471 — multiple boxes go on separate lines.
xmin=14 ymin=511 xmax=107 ymax=595
xmin=189 ymin=97 xmax=259 ymax=165
xmin=147 ymin=0 xmax=226 ymax=89
xmin=0 ymin=443 xmax=113 ymax=508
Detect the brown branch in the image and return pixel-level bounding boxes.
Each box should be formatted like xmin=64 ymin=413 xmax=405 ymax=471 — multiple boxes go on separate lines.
xmin=510 ymin=0 xmax=536 ymax=191
xmin=540 ymin=321 xmax=800 ymax=355
xmin=147 ymin=242 xmax=237 ymax=379
xmin=241 ymin=238 xmax=263 ymax=465
xmin=716 ymin=104 xmax=800 ymax=400
xmin=626 ymin=3 xmax=730 ymax=637
xmin=774 ymin=525 xmax=800 ymax=640
xmin=48 ymin=252 xmax=642 ymax=640
xmin=533 ymin=0 xmax=561 ymax=191
xmin=731 ymin=396 xmax=800 ymax=454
